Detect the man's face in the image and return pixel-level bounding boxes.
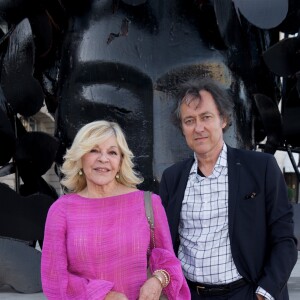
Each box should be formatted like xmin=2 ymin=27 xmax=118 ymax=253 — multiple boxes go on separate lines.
xmin=180 ymin=90 xmax=226 ymax=159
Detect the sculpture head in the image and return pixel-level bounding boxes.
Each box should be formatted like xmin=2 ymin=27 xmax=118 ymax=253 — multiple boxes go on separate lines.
xmin=53 ymin=0 xmax=253 ymax=190
xmin=1 ymin=0 xmax=293 ymax=190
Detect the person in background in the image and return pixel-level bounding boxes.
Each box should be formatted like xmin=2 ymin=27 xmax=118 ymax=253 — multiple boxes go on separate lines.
xmin=41 ymin=120 xmax=190 ymax=300
xmin=159 ymin=77 xmax=298 ymax=300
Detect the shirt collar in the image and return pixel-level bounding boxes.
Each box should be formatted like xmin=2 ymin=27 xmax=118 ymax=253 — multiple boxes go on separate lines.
xmin=189 ymin=143 xmax=228 ymax=176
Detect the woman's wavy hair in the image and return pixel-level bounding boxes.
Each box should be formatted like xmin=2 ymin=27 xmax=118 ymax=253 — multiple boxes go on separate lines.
xmin=60 ymin=120 xmax=143 ymax=193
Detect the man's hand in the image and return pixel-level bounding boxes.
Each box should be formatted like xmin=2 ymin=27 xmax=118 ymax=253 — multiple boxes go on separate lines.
xmin=105 ymin=291 xmax=128 ymax=300
xmin=139 ymin=277 xmax=163 ymax=300
xmin=256 ymin=294 xmax=265 ymax=300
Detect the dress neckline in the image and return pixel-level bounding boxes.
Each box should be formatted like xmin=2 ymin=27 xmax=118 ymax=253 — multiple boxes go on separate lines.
xmin=74 ymin=190 xmax=141 ymax=201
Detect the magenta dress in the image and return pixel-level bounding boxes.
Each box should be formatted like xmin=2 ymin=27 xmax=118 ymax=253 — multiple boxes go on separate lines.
xmin=41 ymin=190 xmax=190 ymax=300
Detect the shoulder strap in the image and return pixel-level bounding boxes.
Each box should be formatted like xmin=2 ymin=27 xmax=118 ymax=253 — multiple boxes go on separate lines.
xmin=144 ymin=191 xmax=156 ymax=250
xmin=144 ymin=191 xmax=154 ymax=229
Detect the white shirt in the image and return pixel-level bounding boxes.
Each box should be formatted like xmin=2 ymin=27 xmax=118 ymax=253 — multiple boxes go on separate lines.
xmin=178 ymin=144 xmax=242 ymax=284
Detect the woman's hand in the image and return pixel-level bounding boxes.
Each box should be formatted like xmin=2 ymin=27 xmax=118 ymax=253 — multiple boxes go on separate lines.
xmin=104 ymin=291 xmax=128 ymax=300
xmin=138 ymin=277 xmax=163 ymax=300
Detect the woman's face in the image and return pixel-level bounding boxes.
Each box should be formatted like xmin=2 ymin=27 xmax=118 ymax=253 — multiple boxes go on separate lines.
xmin=81 ymin=136 xmax=122 ymax=191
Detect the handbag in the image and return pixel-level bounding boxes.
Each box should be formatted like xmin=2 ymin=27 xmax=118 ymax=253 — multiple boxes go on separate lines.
xmin=144 ymin=191 xmax=168 ymax=300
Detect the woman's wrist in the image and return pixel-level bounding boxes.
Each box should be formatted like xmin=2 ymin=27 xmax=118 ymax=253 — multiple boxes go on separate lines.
xmin=152 ymin=269 xmax=170 ymax=288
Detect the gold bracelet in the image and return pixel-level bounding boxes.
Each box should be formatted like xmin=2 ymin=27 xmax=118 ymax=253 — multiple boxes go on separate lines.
xmin=160 ymin=270 xmax=170 ymax=286
xmin=152 ymin=274 xmax=164 ymax=287
xmin=153 ymin=269 xmax=170 ymax=288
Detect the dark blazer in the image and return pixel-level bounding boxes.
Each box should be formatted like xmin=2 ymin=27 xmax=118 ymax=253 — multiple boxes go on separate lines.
xmin=160 ymin=145 xmax=298 ymax=300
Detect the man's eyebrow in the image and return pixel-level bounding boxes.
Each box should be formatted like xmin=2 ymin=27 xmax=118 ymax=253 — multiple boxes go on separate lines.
xmin=200 ymin=111 xmax=213 ymax=115
xmin=182 ymin=111 xmax=212 ymax=118
xmin=182 ymin=116 xmax=193 ymax=120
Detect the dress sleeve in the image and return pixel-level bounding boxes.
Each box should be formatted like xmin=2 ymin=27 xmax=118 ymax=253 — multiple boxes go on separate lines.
xmin=41 ymin=199 xmax=114 ymax=300
xmin=149 ymin=194 xmax=191 ymax=300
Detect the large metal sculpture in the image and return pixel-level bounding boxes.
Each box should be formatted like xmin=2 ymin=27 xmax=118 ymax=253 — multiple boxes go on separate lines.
xmin=0 ymin=0 xmax=299 ymax=293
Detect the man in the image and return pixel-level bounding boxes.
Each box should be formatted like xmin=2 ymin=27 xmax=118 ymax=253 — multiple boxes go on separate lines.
xmin=159 ymin=77 xmax=298 ymax=299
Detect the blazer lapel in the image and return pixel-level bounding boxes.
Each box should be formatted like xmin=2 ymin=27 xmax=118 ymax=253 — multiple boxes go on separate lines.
xmin=227 ymin=146 xmax=241 ymax=238
xmin=172 ymin=158 xmax=194 ymax=206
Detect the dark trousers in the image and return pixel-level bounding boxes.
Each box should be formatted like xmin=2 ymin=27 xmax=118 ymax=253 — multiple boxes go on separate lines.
xmin=189 ymin=279 xmax=290 ymax=300
xmin=190 ymin=283 xmax=258 ymax=300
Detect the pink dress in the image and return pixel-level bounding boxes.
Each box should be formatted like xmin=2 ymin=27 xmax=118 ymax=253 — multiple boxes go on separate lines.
xmin=41 ymin=190 xmax=190 ymax=299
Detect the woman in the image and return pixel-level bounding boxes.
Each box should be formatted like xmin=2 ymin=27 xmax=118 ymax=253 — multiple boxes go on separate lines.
xmin=41 ymin=120 xmax=190 ymax=300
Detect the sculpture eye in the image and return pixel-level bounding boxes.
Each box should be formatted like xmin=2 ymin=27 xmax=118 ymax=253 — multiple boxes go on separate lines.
xmin=121 ymin=0 xmax=147 ymax=6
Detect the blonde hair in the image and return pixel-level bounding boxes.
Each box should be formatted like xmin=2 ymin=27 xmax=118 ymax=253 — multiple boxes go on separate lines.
xmin=60 ymin=120 xmax=143 ymax=193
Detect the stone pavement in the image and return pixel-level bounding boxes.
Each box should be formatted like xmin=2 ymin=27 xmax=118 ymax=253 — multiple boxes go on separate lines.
xmin=0 ymin=287 xmax=46 ymax=299
xmin=0 ymin=254 xmax=300 ymax=299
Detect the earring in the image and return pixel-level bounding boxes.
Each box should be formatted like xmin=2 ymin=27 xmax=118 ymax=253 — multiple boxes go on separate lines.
xmin=79 ymin=170 xmax=83 ymax=176
xmin=116 ymin=173 xmax=120 ymax=179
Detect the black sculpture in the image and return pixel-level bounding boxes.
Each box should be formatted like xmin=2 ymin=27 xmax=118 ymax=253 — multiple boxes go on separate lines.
xmin=0 ymin=0 xmax=299 ymax=293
